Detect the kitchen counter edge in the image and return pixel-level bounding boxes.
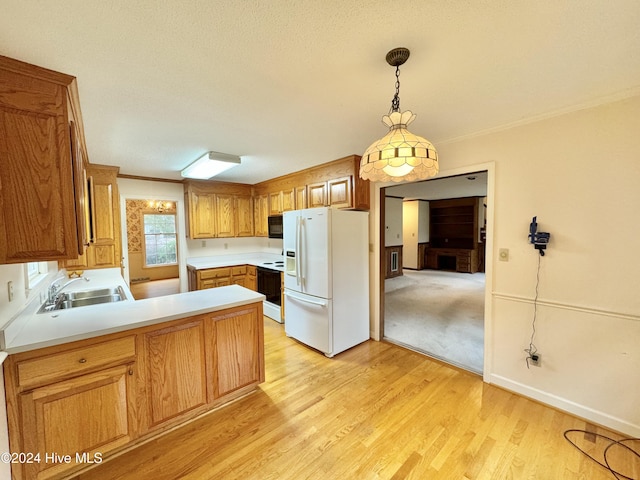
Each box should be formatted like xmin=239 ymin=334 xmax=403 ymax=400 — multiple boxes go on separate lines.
xmin=3 ymin=285 xmax=265 ymax=355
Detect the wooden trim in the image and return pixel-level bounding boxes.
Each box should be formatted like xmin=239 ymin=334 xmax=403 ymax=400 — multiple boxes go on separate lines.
xmin=379 ymin=190 xmax=386 ymax=338
xmin=117 ymin=173 xmax=185 ymax=184
xmin=0 ymin=54 xmax=75 ymax=85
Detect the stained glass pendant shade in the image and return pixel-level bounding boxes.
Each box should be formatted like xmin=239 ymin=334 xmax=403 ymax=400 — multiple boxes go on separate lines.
xmin=360 ymin=48 xmax=439 ymax=183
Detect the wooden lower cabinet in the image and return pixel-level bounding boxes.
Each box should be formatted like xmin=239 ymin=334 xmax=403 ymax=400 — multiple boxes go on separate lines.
xmin=3 ymin=302 xmax=264 ymax=480
xmin=246 ymin=265 xmax=257 ymax=291
xmin=425 ymin=247 xmax=479 ymax=273
xmin=207 ymin=306 xmax=264 ymax=398
xmin=139 ymin=320 xmax=208 ymax=430
xmin=188 ymin=265 xmax=254 ymax=291
xmin=19 ymin=364 xmax=135 ymax=480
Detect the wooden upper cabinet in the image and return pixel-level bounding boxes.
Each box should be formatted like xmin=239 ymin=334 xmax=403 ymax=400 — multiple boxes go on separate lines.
xmin=295 ymin=186 xmax=307 ymax=210
xmin=187 ymin=190 xmax=216 ymax=239
xmin=281 ymin=188 xmax=295 ymax=212
xmin=269 ymin=191 xmax=283 ymax=215
xmin=253 ymin=195 xmax=269 ymax=237
xmin=0 ymin=55 xmax=87 ymax=263
xmin=214 ymin=194 xmax=235 ymax=238
xmin=327 ymin=176 xmax=352 ymax=209
xmin=63 ymin=164 xmax=121 ymax=270
xmin=235 ymin=195 xmax=254 ymax=237
xmin=184 ymin=181 xmax=253 ymax=239
xmin=88 ymin=165 xmax=121 ymax=268
xmin=307 ymin=182 xmax=327 ymax=208
xmin=254 ymin=155 xmax=369 ymax=213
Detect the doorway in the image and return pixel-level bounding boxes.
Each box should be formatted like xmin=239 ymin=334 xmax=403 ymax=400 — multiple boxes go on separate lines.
xmin=119 ymin=192 xmax=188 ymax=299
xmin=380 ymin=171 xmax=489 ymax=374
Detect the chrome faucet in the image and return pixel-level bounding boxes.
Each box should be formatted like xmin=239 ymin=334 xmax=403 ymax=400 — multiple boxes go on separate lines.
xmin=47 ymin=276 xmax=90 ymax=304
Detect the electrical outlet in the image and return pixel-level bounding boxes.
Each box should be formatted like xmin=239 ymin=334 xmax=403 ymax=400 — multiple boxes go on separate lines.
xmin=8 ymin=281 xmax=14 ymax=301
xmin=529 ymin=353 xmax=541 ymax=367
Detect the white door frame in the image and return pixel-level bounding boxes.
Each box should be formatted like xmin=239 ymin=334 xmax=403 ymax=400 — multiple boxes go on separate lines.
xmin=373 ymin=161 xmax=495 ymax=382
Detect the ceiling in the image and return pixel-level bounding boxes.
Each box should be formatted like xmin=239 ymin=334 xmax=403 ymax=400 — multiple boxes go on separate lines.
xmin=386 ymin=171 xmax=487 ymax=201
xmin=2 ymin=1 xmax=640 ymax=185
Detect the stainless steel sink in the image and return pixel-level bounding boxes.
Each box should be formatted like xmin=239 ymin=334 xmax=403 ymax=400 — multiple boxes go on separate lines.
xmin=38 ymin=286 xmax=127 ymax=313
xmin=64 ymin=287 xmax=125 ymax=301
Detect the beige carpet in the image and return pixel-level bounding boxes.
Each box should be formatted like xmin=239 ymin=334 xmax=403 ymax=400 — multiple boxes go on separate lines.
xmin=384 ymin=270 xmax=485 ymax=374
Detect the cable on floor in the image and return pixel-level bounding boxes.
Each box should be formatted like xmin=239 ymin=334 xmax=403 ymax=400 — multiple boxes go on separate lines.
xmin=524 ymin=253 xmax=541 ymax=368
xmin=563 ymin=429 xmax=640 ymax=480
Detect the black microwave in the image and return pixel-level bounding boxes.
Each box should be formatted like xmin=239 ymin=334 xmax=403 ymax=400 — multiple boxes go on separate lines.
xmin=268 ymin=215 xmax=283 ymax=239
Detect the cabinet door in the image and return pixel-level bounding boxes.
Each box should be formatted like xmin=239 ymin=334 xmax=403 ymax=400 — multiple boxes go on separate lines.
xmin=141 ymin=320 xmax=208 ymax=430
xmin=70 ymin=121 xmax=89 ymax=256
xmin=235 ymin=195 xmax=254 ymax=237
xmin=327 ymin=176 xmax=353 ymax=209
xmin=269 ymin=191 xmax=283 ymax=215
xmin=189 ymin=191 xmax=216 ymax=238
xmin=20 ymin=364 xmax=135 ymax=480
xmin=307 ymin=182 xmax=327 ymax=208
xmin=295 ymin=185 xmax=307 ymax=210
xmin=282 ymin=188 xmax=295 ymax=212
xmin=215 ymin=194 xmax=235 ymax=238
xmin=86 ymin=165 xmax=121 ymax=268
xmin=207 ymin=306 xmax=264 ymax=398
xmin=246 ymin=266 xmax=257 ymax=291
xmin=0 ymin=66 xmax=80 ymax=263
xmin=253 ymin=195 xmax=269 ymax=237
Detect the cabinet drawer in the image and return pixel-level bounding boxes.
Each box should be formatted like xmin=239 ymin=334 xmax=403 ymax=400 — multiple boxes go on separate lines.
xmin=231 ymin=265 xmax=247 ymax=276
xmin=17 ymin=336 xmax=136 ymax=389
xmin=199 ymin=268 xmax=231 ymax=280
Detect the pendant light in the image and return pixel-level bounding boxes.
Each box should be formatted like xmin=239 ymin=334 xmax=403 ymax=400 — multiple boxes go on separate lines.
xmin=360 ymin=48 xmax=439 ymax=183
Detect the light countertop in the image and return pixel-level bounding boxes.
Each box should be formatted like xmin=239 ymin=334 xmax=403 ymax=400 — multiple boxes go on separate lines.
xmin=1 ymin=269 xmax=264 ymax=354
xmin=187 ymin=252 xmax=285 ymax=271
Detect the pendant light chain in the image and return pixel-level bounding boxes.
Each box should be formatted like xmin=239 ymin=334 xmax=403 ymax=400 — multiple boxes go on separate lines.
xmin=390 ymin=65 xmax=401 ymax=114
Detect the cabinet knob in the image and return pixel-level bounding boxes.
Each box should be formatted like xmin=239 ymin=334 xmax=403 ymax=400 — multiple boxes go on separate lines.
xmin=78 ymin=358 xmax=87 ymax=364
xmin=128 ymin=368 xmax=134 ymax=376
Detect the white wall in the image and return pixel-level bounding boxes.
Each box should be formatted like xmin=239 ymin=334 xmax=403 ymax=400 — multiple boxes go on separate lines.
xmin=372 ymin=95 xmax=640 ymax=436
xmin=402 ymin=200 xmax=429 ymax=269
xmin=384 ymin=197 xmax=403 ymax=247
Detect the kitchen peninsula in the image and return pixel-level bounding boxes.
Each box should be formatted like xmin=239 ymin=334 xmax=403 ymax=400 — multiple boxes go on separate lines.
xmin=1 ymin=269 xmax=265 ymax=480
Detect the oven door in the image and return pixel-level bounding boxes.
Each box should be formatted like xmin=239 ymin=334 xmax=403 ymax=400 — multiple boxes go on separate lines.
xmin=257 ymin=267 xmax=281 ymax=306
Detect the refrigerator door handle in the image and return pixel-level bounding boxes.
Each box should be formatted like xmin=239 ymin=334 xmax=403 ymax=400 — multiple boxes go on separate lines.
xmin=285 ymin=290 xmax=328 ymax=307
xmin=295 ymin=216 xmax=301 ymax=285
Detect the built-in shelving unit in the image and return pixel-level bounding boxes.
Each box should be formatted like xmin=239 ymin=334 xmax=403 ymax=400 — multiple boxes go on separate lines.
xmin=426 ymin=197 xmax=481 ymax=273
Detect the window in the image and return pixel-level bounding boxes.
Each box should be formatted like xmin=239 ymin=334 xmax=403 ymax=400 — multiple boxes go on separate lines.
xmin=25 ymin=261 xmax=49 ymax=289
xmin=143 ymin=213 xmax=178 ymax=266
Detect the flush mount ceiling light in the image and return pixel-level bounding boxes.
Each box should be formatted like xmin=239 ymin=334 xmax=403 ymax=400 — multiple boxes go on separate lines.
xmin=181 ymin=151 xmax=241 ymax=180
xmin=360 ymin=47 xmax=439 ymax=183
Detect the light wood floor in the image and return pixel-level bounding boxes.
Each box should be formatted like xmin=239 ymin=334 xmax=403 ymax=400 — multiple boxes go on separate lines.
xmin=129 ymin=278 xmax=180 ymax=300
xmin=73 ymin=318 xmax=637 ymax=480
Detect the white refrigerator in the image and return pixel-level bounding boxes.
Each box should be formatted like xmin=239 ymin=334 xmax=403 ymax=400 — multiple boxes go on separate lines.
xmin=283 ymin=207 xmax=369 ymax=357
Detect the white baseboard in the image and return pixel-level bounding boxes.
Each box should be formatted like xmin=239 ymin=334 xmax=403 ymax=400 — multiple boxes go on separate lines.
xmin=489 ymin=374 xmax=640 ymax=437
